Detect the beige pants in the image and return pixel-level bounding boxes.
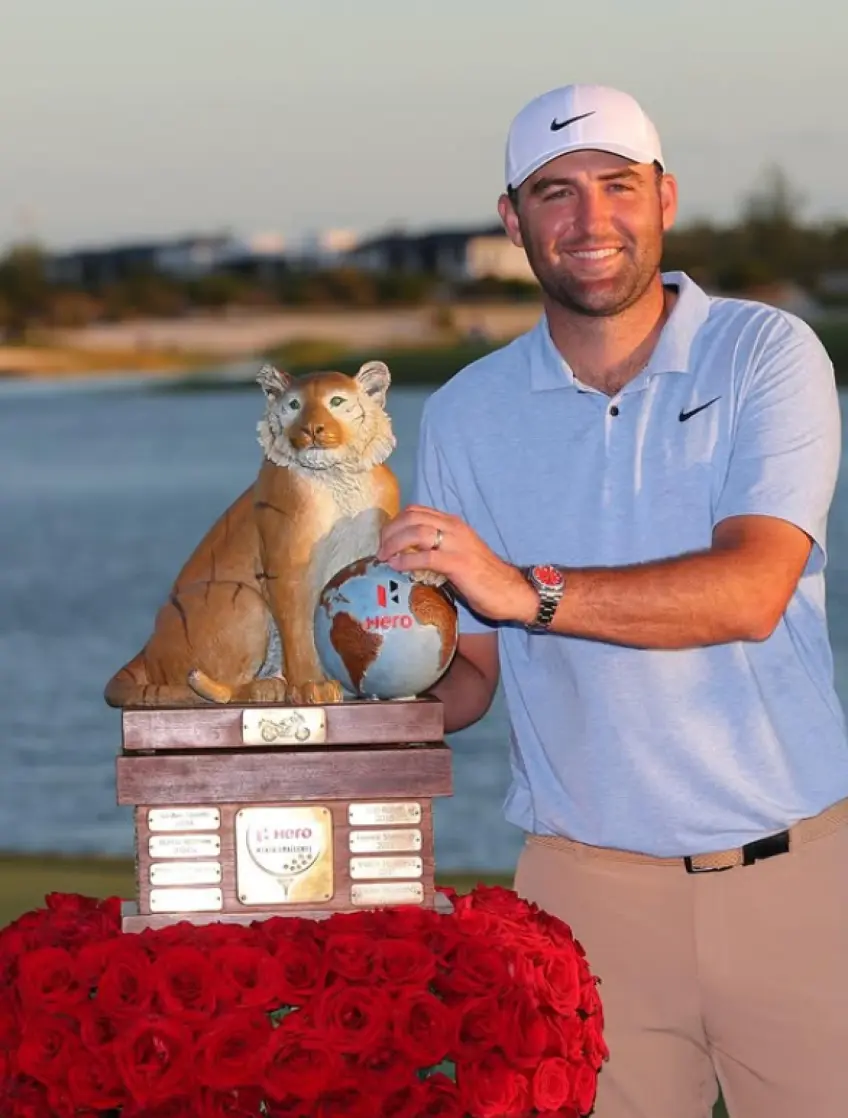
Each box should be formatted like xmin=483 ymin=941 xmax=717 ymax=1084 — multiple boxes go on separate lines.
xmin=513 ymin=816 xmax=848 ymax=1118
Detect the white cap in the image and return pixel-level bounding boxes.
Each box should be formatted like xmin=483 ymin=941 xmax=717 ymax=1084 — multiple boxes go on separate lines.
xmin=505 ymin=83 xmax=664 ymax=190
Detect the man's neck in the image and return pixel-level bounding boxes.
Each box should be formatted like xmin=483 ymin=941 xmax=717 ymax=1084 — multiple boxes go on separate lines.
xmin=545 ymin=279 xmax=675 ymax=397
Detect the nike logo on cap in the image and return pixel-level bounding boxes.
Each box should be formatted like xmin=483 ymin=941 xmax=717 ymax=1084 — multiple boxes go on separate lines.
xmin=550 ymin=111 xmax=596 ymax=132
xmin=679 ymin=397 xmax=720 ymax=422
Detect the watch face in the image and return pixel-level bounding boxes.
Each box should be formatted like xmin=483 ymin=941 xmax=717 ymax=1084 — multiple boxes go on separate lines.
xmin=531 ymin=564 xmax=564 ymax=590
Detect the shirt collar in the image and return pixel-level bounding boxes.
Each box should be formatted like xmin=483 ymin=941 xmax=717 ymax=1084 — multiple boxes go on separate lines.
xmin=528 ymin=270 xmax=713 ymax=392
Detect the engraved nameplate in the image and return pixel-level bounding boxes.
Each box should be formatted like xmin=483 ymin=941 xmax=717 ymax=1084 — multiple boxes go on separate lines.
xmin=235 ymin=805 xmax=334 ymax=905
xmin=147 ymin=807 xmax=220 ymax=832
xmin=350 ymin=855 xmax=423 ymax=880
xmin=349 ymin=828 xmax=422 ymax=854
xmin=348 ymin=802 xmax=422 ymax=826
xmin=149 ymin=834 xmax=221 ymax=859
xmin=351 ymin=881 xmax=424 ymax=906
xmin=149 ymin=886 xmax=223 ymax=913
xmin=242 ymin=707 xmax=326 ymax=746
xmin=149 ymin=861 xmax=222 ymax=887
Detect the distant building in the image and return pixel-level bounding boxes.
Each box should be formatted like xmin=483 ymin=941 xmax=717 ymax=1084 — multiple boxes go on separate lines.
xmin=347 ymin=225 xmax=536 ymax=283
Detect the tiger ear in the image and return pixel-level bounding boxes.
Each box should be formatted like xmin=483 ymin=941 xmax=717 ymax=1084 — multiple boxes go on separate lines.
xmin=256 ymin=363 xmax=293 ymax=401
xmin=355 ymin=360 xmax=390 ymax=407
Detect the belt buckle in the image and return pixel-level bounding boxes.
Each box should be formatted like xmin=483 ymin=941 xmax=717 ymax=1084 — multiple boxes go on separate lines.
xmin=684 ymin=829 xmax=791 ymax=874
xmin=683 ymin=856 xmax=730 ymax=874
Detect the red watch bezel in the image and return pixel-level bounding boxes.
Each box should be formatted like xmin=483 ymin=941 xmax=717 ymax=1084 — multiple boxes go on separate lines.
xmin=531 ymin=564 xmax=564 ymax=590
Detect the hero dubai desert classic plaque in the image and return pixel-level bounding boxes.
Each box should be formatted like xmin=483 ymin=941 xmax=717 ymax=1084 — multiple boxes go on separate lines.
xmin=104 ymin=360 xmax=458 ymax=931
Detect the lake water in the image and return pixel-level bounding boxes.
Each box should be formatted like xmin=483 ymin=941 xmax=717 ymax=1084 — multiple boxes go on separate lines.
xmin=4 ymin=372 xmax=848 ymax=873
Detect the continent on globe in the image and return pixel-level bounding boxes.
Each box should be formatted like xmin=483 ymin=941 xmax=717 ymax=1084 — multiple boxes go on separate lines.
xmin=314 ymin=557 xmax=458 ymax=700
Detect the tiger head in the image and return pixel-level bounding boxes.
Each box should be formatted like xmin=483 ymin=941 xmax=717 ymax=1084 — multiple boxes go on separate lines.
xmin=256 ymin=360 xmax=396 ymax=474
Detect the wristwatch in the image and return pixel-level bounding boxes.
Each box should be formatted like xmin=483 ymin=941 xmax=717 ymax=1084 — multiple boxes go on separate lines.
xmin=523 ymin=564 xmax=566 ymax=630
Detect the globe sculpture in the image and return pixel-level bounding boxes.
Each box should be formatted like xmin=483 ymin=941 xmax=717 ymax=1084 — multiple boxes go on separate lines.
xmin=314 ymin=557 xmax=458 ymax=700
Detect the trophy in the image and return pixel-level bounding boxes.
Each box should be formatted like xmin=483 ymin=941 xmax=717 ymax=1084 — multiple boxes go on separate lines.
xmin=104 ymin=360 xmax=457 ymax=931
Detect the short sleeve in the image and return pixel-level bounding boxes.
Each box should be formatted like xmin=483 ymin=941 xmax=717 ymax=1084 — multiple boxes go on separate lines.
xmin=714 ymin=314 xmax=841 ymax=573
xmin=413 ymin=400 xmax=496 ymax=634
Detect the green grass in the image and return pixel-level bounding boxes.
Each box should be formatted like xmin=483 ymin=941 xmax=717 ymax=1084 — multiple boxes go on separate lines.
xmin=0 ymin=853 xmax=511 ymax=929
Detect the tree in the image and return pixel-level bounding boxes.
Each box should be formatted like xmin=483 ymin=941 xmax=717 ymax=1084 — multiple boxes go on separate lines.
xmin=0 ymin=242 xmax=49 ymax=340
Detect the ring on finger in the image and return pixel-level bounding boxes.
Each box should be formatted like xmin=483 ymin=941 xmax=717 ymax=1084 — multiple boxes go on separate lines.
xmin=432 ymin=528 xmax=444 ymax=551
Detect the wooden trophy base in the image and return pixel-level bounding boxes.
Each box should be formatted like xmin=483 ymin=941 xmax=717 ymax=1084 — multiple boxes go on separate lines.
xmin=116 ymin=698 xmax=452 ymax=933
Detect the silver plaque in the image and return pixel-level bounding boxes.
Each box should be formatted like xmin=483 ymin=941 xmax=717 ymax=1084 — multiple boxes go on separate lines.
xmin=351 ymin=881 xmax=424 ymax=906
xmin=349 ymin=828 xmax=422 ymax=854
xmin=149 ymin=861 xmax=222 ymax=886
xmin=242 ymin=707 xmax=326 ymax=746
xmin=348 ymin=802 xmax=422 ymax=826
xmin=149 ymin=886 xmax=223 ymax=913
xmin=350 ymin=855 xmax=423 ymax=880
xmin=147 ymin=807 xmax=220 ymax=832
xmin=149 ymin=834 xmax=221 ymax=859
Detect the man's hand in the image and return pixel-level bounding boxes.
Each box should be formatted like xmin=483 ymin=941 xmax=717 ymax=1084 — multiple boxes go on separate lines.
xmin=377 ymin=505 xmax=538 ymax=624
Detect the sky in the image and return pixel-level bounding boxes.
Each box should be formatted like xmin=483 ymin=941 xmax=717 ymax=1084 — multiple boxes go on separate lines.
xmin=0 ymin=0 xmax=845 ymax=254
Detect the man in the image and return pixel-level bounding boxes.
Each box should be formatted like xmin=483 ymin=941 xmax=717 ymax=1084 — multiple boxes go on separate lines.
xmin=377 ymin=83 xmax=848 ymax=1117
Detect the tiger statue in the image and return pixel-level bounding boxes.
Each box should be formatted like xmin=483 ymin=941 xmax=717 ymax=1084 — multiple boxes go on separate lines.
xmin=103 ymin=359 xmax=402 ymax=708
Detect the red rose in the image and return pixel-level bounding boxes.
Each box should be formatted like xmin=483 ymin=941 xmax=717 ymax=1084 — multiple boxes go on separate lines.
xmin=16 ymin=1011 xmax=82 ymax=1088
xmin=190 ymin=1086 xmax=266 ymax=1118
xmin=17 ymin=946 xmax=86 ymax=1013
xmin=545 ymin=1012 xmax=585 ymax=1061
xmin=66 ymin=1051 xmax=128 ymax=1112
xmin=262 ymin=1022 xmax=344 ymax=1101
xmin=113 ymin=1015 xmax=195 ymax=1107
xmin=532 ymin=1056 xmax=572 ymax=1111
xmin=94 ymin=940 xmax=156 ymax=1017
xmin=380 ymin=1079 xmax=428 ymax=1118
xmin=154 ymin=945 xmax=219 ymax=1023
xmin=0 ymin=1078 xmax=54 ymax=1118
xmin=270 ymin=937 xmax=327 ymax=1005
xmin=458 ymin=1052 xmax=531 ymax=1118
xmin=376 ymin=938 xmax=437 ymax=987
xmin=355 ymin=1041 xmax=417 ymax=1097
xmin=314 ymin=1080 xmax=374 ymax=1118
xmin=77 ymin=1001 xmax=121 ymax=1050
xmin=392 ymin=989 xmax=456 ymax=1068
xmin=497 ymin=988 xmax=549 ymax=1068
xmin=582 ymin=1010 xmax=609 ymax=1069
xmin=533 ymin=950 xmax=581 ymax=1016
xmin=215 ymin=944 xmax=284 ymax=1011
xmin=454 ymin=996 xmax=506 ymax=1060
xmin=195 ymin=1010 xmax=272 ymax=1091
xmin=569 ymin=1060 xmax=599 ymax=1115
xmin=312 ymin=983 xmax=391 ymax=1056
xmin=323 ymin=932 xmax=377 ymax=983
xmin=434 ymin=940 xmax=512 ymax=999
xmin=420 ymin=1072 xmax=465 ymax=1118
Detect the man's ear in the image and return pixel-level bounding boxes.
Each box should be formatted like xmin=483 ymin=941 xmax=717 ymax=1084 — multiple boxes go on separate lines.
xmin=497 ymin=192 xmax=524 ymax=249
xmin=256 ymin=363 xmax=293 ymax=401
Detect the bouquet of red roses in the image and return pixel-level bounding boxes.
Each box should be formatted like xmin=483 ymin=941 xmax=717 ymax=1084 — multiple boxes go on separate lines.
xmin=0 ymin=885 xmax=607 ymax=1118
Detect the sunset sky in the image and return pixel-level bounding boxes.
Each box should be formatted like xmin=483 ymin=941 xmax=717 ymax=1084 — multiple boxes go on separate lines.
xmin=1 ymin=0 xmax=844 ymax=252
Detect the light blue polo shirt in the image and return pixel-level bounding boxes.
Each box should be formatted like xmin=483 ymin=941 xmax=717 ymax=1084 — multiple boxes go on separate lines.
xmin=414 ymin=270 xmax=848 ymax=856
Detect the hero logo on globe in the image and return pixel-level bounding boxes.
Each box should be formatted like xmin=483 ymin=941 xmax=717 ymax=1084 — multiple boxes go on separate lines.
xmin=245 ymin=821 xmax=323 ymax=877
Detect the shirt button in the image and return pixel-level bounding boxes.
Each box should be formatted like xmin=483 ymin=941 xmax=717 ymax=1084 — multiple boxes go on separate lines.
xmin=609 ymin=405 xmax=620 ymax=417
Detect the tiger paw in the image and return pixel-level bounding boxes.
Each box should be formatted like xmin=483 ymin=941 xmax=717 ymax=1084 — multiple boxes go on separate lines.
xmin=409 ymin=568 xmax=447 ymax=588
xmin=245 ymin=677 xmax=288 ymax=703
xmin=287 ymin=679 xmax=344 ymax=705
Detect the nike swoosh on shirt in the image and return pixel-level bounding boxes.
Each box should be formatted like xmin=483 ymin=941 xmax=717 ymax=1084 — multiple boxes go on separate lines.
xmin=550 ymin=111 xmax=596 ymax=132
xmin=679 ymin=397 xmax=721 ymax=422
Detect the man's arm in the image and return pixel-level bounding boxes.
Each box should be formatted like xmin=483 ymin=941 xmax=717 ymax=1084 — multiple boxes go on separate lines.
xmin=511 ymin=513 xmax=814 ymax=647
xmin=382 ymin=314 xmax=839 ymax=651
xmin=428 ymin=633 xmax=500 ymax=733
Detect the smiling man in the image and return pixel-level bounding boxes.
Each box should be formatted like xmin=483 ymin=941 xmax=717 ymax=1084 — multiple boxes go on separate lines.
xmin=378 ymin=84 xmax=848 ymax=1117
